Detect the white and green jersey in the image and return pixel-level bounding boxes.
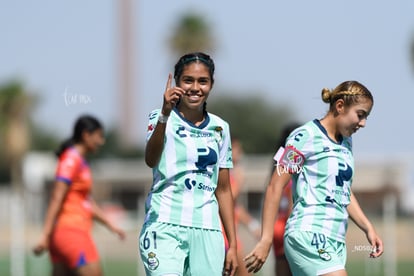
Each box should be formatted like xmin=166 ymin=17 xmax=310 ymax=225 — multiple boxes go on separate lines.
xmin=279 ymin=119 xmax=353 ymax=242
xmin=144 ymin=108 xmax=233 ymax=230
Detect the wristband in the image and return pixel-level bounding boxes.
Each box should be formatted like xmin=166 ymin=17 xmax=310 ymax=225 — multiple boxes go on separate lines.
xmin=158 ymin=113 xmax=169 ymax=124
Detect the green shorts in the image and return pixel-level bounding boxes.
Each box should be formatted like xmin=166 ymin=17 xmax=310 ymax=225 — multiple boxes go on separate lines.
xmin=284 ymin=231 xmax=347 ymax=275
xmin=139 ymin=221 xmax=225 ymax=276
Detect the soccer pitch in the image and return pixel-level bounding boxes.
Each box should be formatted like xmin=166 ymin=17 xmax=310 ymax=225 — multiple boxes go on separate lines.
xmin=1 ymin=217 xmax=413 ymax=275
xmin=1 ymin=255 xmax=413 ymax=276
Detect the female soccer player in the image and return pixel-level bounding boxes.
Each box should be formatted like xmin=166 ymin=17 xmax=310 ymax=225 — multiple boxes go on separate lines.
xmin=245 ymin=81 xmax=384 ymax=275
xmin=33 ymin=115 xmax=125 ymax=276
xmin=139 ymin=52 xmax=238 ymax=276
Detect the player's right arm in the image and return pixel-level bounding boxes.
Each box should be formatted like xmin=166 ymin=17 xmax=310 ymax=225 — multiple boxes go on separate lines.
xmin=33 ymin=180 xmax=69 ymax=255
xmin=144 ymin=113 xmax=168 ymax=168
xmin=145 ymin=74 xmax=184 ymax=167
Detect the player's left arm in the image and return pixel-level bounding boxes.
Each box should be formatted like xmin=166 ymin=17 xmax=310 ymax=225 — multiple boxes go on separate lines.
xmin=347 ymin=190 xmax=383 ymax=258
xmin=90 ymin=198 xmax=126 ymax=240
xmin=216 ymin=168 xmax=238 ymax=276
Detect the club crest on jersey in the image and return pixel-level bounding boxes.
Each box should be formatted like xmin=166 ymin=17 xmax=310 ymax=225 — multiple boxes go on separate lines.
xmin=318 ymin=249 xmax=332 ymax=261
xmin=214 ymin=126 xmax=223 ymax=142
xmin=147 ymin=252 xmax=159 ymax=270
xmin=278 ymin=145 xmax=305 ymax=174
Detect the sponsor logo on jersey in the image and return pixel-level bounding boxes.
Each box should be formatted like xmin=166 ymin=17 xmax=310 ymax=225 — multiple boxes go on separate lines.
xmin=185 ymin=178 xmax=197 ymax=190
xmin=149 ymin=111 xmax=158 ymax=120
xmin=198 ymin=182 xmax=215 ymax=192
xmin=175 ymin=125 xmax=216 ymax=139
xmin=196 ymin=147 xmax=217 ymax=170
xmin=184 ymin=178 xmax=215 ymax=192
xmin=176 ymin=126 xmax=187 ymax=138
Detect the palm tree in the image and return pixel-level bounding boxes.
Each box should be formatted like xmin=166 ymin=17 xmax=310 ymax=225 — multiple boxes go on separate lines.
xmin=0 ymin=80 xmax=32 ymax=190
xmin=168 ymin=12 xmax=215 ymax=56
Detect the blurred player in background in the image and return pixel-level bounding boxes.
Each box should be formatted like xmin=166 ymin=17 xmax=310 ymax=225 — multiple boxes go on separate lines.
xmin=33 ymin=115 xmax=125 ymax=276
xmin=223 ymin=136 xmax=261 ymax=276
xmin=140 ymin=52 xmax=238 ymax=276
xmin=271 ymin=123 xmax=301 ymax=276
xmin=245 ymin=81 xmax=383 ymax=275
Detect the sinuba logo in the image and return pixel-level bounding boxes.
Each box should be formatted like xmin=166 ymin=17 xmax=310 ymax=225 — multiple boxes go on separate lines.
xmin=184 ymin=178 xmax=215 ymax=192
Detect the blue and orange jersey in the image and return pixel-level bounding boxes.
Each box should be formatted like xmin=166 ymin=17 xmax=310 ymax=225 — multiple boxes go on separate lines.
xmin=54 ymin=147 xmax=93 ymax=232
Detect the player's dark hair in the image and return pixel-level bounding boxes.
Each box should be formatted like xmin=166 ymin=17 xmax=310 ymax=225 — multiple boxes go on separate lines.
xmin=174 ymin=52 xmax=215 ymax=84
xmin=321 ymin=80 xmax=374 ymax=113
xmin=173 ymin=52 xmax=215 ymax=113
xmin=276 ymin=122 xmax=301 ymax=149
xmin=56 ymin=115 xmax=103 ymax=157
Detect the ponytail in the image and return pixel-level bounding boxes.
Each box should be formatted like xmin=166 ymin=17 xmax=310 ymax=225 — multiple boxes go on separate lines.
xmin=55 ymin=138 xmax=74 ymax=157
xmin=55 ymin=114 xmax=103 ymax=158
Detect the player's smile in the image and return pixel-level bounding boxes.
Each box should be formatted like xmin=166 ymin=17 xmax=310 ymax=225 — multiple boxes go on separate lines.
xmin=184 ymin=91 xmax=203 ymax=102
xmin=351 ymin=125 xmax=360 ymax=134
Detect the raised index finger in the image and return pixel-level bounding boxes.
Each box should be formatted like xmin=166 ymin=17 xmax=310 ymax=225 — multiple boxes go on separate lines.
xmin=165 ymin=73 xmax=172 ymax=90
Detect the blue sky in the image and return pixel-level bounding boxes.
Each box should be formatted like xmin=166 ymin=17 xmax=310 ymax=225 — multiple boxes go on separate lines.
xmin=1 ymin=1 xmax=414 ymax=156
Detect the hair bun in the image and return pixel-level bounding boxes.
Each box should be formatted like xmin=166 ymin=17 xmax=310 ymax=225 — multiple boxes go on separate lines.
xmin=321 ymin=88 xmax=332 ymax=103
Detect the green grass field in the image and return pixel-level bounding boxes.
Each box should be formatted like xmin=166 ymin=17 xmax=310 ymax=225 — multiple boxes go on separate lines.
xmin=1 ymin=255 xmax=413 ymax=276
xmin=346 ymin=259 xmax=414 ymax=276
xmin=0 ymin=255 xmax=139 ymax=276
